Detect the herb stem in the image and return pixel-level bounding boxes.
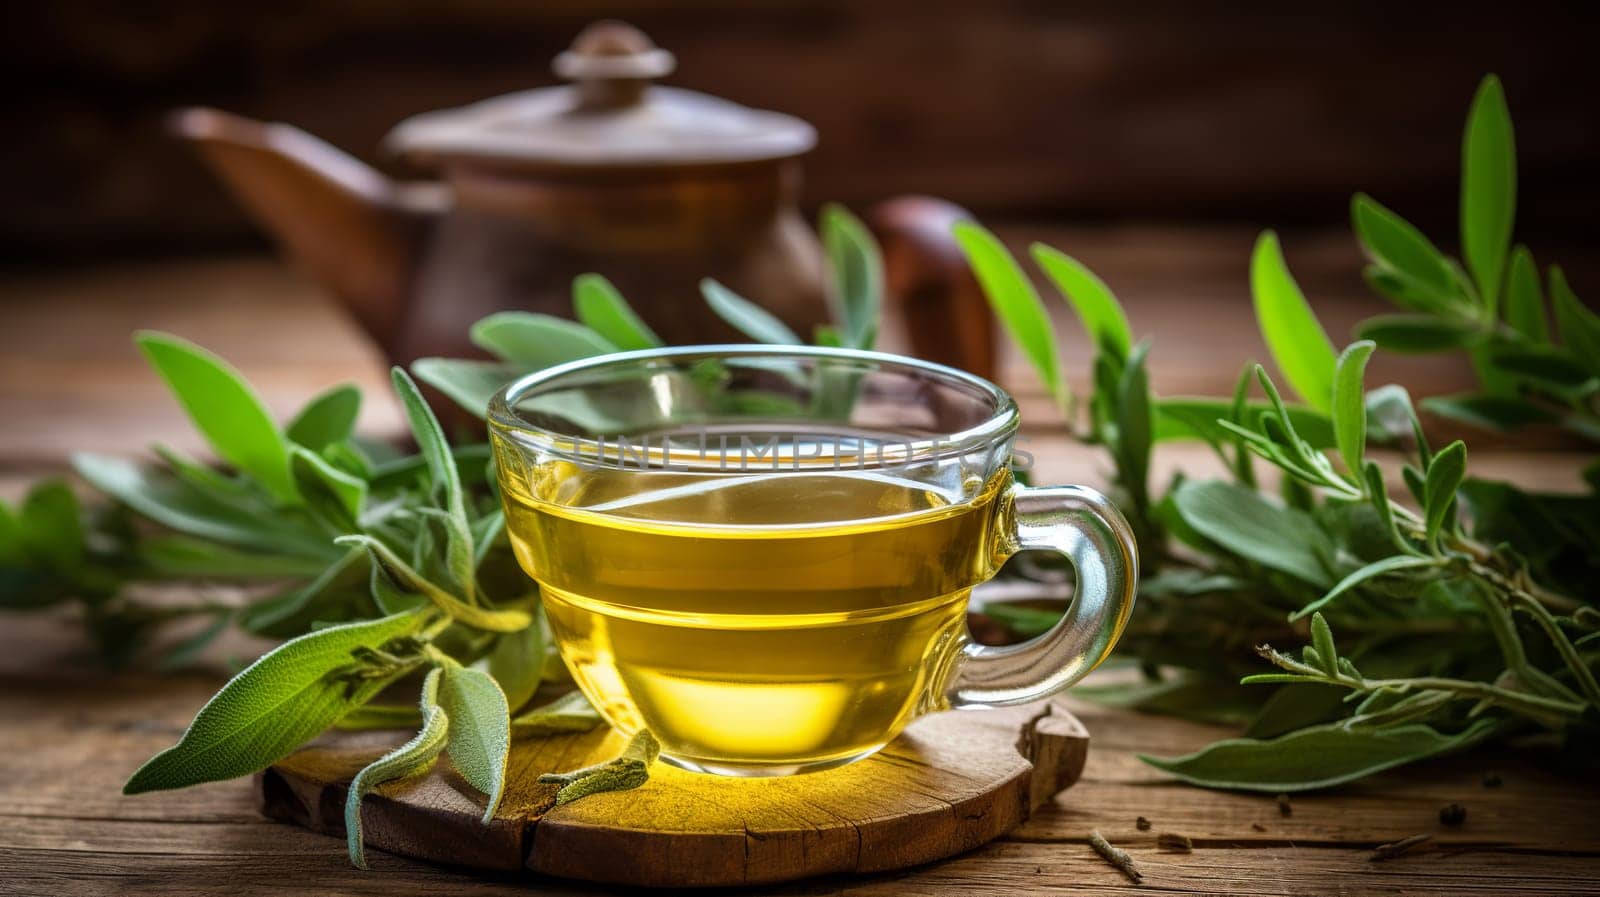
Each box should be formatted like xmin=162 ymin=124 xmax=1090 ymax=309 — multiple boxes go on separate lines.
xmin=1510 ymin=592 xmax=1600 ymax=705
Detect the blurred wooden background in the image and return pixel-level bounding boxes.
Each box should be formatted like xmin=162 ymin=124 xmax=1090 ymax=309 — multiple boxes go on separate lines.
xmin=6 ymin=0 xmax=1600 ymax=263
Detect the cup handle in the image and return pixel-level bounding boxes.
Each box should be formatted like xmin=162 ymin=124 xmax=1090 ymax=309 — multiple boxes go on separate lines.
xmin=945 ymin=483 xmax=1139 ymax=708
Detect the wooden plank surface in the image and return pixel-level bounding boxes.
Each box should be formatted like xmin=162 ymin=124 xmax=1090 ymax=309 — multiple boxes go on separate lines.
xmin=2 ymin=235 xmax=1597 ymax=895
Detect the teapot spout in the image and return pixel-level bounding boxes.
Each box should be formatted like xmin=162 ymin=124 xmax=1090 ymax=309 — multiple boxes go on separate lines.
xmin=170 ymin=108 xmax=445 ymax=357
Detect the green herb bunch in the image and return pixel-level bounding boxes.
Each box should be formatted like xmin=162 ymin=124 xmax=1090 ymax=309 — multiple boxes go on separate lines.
xmin=961 ymin=75 xmax=1599 ymax=790
xmin=0 ymin=204 xmax=881 ymax=868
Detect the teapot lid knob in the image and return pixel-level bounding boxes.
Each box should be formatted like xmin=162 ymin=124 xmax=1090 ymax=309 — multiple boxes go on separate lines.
xmin=554 ymin=21 xmax=675 ymax=106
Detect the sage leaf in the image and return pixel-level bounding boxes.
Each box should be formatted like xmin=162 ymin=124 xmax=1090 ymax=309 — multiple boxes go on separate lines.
xmin=369 ymin=551 xmax=429 ymax=616
xmin=1419 ymin=394 xmax=1557 ymax=432
xmin=470 ymin=311 xmax=617 ymax=367
xmin=1424 ymin=440 xmax=1468 ymax=545
xmin=391 ymin=368 xmax=474 ymax=603
xmin=1032 ymin=243 xmax=1132 ymax=360
xmin=336 ymin=703 xmax=423 ymax=731
xmin=488 ymin=618 xmax=545 ymax=712
xmin=1115 ymin=342 xmax=1153 ymax=507
xmin=438 ymin=664 xmax=511 ymax=824
xmin=1140 ymin=719 xmax=1499 ymax=791
xmin=1461 ymin=75 xmax=1515 ymax=311
xmin=72 ymin=453 xmax=333 ymax=559
xmin=955 ymin=222 xmax=1066 ymax=409
xmin=1244 ymin=683 xmax=1350 ymax=739
xmin=287 ymin=384 xmax=361 ymax=450
xmin=134 ymin=331 xmax=296 ymax=502
xmin=700 ymin=278 xmax=803 ymax=345
xmin=1350 ymin=194 xmax=1460 ymax=306
xmin=1309 ymin=613 xmax=1339 ymax=677
xmin=573 ymin=274 xmax=662 ymax=351
xmin=821 ymin=203 xmax=883 ymax=350
xmin=139 ymin=535 xmax=331 ymax=579
xmin=1293 ymin=555 xmax=1441 ymax=621
xmin=1171 ymin=479 xmax=1330 ymax=586
xmin=1154 ymin=399 xmax=1334 ymax=449
xmin=1485 ymin=345 xmax=1596 ymax=392
xmin=1504 ymin=246 xmax=1547 ymax=340
xmin=1550 ymin=267 xmax=1600 ymax=377
xmin=1354 ymin=315 xmax=1482 ymax=353
xmin=336 ymin=535 xmax=531 ymax=632
xmin=239 ymin=547 xmax=368 ymax=637
xmin=291 ymin=446 xmax=366 ymax=533
xmin=19 ymin=481 xmax=84 ymax=574
xmin=1251 ymin=232 xmax=1337 ymax=414
xmin=1363 ymin=265 xmax=1453 ymax=315
xmin=1365 ymin=384 xmax=1431 ymax=461
xmin=346 ymin=667 xmax=448 ymax=869
xmin=1332 ymin=341 xmax=1375 ymax=478
xmin=539 ymin=729 xmax=659 ymax=805
xmin=123 ymin=610 xmax=426 ymax=794
xmin=411 ymin=358 xmax=525 ymax=419
xmin=153 ymin=443 xmax=255 ymax=500
xmin=511 ymin=689 xmax=604 ymax=735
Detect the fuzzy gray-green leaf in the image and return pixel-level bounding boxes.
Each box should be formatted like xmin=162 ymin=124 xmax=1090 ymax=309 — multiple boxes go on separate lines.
xmin=291 ymin=446 xmax=366 ymax=532
xmin=439 ymin=664 xmax=511 ymax=825
xmin=123 ymin=611 xmax=425 ymax=794
xmin=1332 ymin=341 xmax=1376 ymax=479
xmin=411 ymin=358 xmax=526 ymax=419
xmin=488 ymin=616 xmax=545 ymax=713
xmin=1309 ymin=613 xmax=1339 ymax=677
xmin=573 ymin=274 xmax=662 ymax=352
xmin=1424 ymin=440 xmax=1468 ymax=545
xmin=346 ymin=667 xmax=448 ymax=869
xmin=1171 ymin=479 xmax=1330 ymax=586
xmin=391 ymin=367 xmax=475 ymax=603
xmin=701 ymin=279 xmax=803 ymax=345
xmin=470 ymin=312 xmax=617 ymax=367
xmin=821 ymin=203 xmax=883 ymax=350
xmin=511 ymin=690 xmax=604 ymax=735
xmin=1140 ymin=719 xmax=1498 ymax=791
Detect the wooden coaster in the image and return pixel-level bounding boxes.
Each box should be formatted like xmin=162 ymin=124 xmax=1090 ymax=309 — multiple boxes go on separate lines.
xmin=260 ymin=698 xmax=1088 ymax=887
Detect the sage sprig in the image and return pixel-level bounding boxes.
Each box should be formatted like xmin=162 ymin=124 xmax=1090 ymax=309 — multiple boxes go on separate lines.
xmin=967 ymin=73 xmax=1599 ymax=790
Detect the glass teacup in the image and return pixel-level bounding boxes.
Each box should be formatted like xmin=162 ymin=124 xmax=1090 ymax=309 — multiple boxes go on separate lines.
xmin=488 ymin=346 xmax=1136 ymax=776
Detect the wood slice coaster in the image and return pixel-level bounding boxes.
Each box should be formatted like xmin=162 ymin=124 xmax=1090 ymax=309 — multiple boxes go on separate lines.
xmin=259 ymin=698 xmax=1088 ymax=888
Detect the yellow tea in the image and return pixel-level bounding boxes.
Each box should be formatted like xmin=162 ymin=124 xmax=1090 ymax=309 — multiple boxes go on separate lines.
xmin=501 ymin=461 xmax=1008 ymax=773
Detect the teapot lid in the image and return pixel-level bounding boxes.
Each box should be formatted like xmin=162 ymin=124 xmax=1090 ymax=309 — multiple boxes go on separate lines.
xmin=384 ymin=21 xmax=817 ymax=170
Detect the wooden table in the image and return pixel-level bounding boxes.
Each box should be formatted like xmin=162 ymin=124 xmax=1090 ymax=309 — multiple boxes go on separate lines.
xmin=4 ymin=230 xmax=1597 ymax=895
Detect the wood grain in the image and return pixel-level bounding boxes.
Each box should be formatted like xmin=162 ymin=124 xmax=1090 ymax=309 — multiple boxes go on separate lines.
xmin=260 ymin=699 xmax=1089 ymax=887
